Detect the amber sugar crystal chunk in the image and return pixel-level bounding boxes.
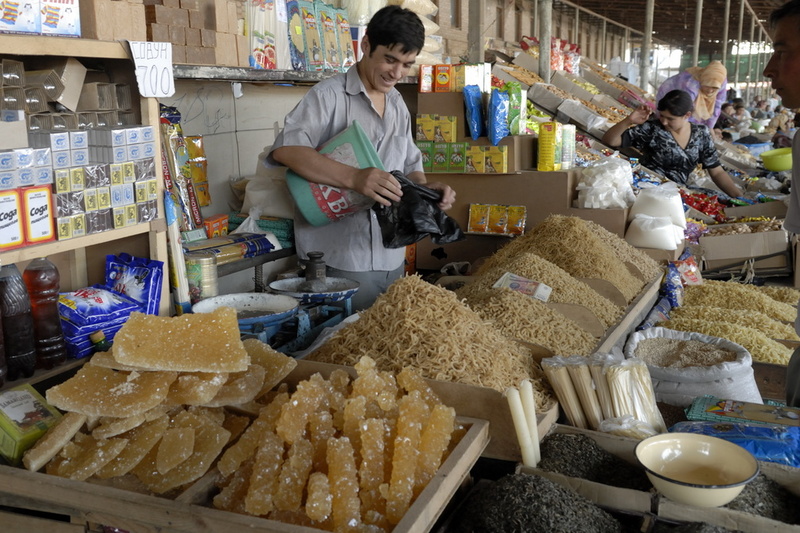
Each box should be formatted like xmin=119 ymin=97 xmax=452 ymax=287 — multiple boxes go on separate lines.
xmin=23 ymin=411 xmax=87 ymax=472
xmin=113 ymin=308 xmax=249 ymax=373
xmin=242 ymin=338 xmax=298 ymax=397
xmin=327 ymin=436 xmax=361 ymax=532
xmin=96 ymin=415 xmax=169 ymax=479
xmin=46 ymin=366 xmax=178 ymax=418
xmin=203 ymin=364 xmax=266 ymax=407
xmin=92 ymin=413 xmax=146 ymax=440
xmin=49 ymin=432 xmax=129 ymax=481
xmin=165 ymin=372 xmax=228 ymax=406
xmin=156 ymin=427 xmax=195 ymax=474
xmin=305 ymin=471 xmax=332 ymax=522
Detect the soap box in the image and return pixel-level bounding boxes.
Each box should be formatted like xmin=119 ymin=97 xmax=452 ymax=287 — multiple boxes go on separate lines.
xmin=0 ymin=384 xmax=62 ymax=465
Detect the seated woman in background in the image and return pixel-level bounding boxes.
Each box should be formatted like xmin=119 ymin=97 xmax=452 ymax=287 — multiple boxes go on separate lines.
xmin=602 ymin=89 xmax=744 ymax=199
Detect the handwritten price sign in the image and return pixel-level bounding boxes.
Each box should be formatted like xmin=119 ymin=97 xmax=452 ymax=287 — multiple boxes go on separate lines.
xmin=128 ymin=41 xmax=175 ymax=98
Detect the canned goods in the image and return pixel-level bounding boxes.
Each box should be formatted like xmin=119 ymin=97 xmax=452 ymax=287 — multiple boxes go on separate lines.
xmin=185 ymin=251 xmax=218 ymax=304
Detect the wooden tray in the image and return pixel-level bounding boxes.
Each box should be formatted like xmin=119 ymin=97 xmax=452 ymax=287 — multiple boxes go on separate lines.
xmin=0 ymin=416 xmax=489 ymax=533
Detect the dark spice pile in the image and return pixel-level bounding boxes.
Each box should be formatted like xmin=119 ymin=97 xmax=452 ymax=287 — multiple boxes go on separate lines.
xmin=537 ymin=432 xmax=652 ymax=491
xmin=448 ymin=473 xmax=623 ymax=533
xmin=651 ymin=521 xmax=740 ymax=533
xmin=725 ymin=472 xmax=800 ymax=524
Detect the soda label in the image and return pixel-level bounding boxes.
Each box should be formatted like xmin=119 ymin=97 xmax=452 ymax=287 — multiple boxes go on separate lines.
xmin=23 ymin=187 xmax=55 ymax=244
xmin=0 ymin=190 xmax=23 ymax=250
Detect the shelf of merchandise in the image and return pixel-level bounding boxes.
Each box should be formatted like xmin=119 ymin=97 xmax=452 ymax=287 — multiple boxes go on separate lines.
xmin=0 ymin=36 xmax=170 ymax=315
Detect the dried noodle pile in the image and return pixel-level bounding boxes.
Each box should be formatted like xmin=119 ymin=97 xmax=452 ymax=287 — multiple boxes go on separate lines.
xmin=683 ymin=280 xmax=797 ymax=323
xmin=669 ymin=305 xmax=800 ymax=341
xmin=308 ymin=276 xmax=554 ymax=410
xmin=463 ymin=288 xmax=597 ymax=356
xmin=661 ymin=317 xmax=792 ymax=365
xmin=456 ymin=253 xmax=622 ymax=329
xmin=756 ymin=285 xmax=800 ymax=306
xmin=478 ymin=215 xmax=643 ymax=302
xmin=582 ymin=219 xmax=663 ymax=281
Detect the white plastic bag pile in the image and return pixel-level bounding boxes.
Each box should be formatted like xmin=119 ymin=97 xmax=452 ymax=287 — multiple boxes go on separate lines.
xmin=625 ymin=182 xmax=686 ymax=251
xmin=573 ymin=156 xmax=636 ymax=209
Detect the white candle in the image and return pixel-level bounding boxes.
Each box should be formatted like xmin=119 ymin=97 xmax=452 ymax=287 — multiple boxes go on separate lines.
xmin=505 ymin=386 xmax=537 ymax=467
xmin=520 ymin=379 xmax=541 ymax=465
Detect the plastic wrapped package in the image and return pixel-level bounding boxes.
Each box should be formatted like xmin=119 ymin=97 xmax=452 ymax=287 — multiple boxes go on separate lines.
xmin=419 ymin=15 xmax=439 ymax=34
xmin=599 ymin=414 xmax=658 ymax=440
xmin=487 ymin=89 xmax=510 ymax=146
xmin=604 ymin=358 xmax=667 ymax=432
xmin=628 ymin=182 xmax=686 ymax=228
xmin=463 ymin=85 xmax=485 ymax=140
xmin=574 ymin=156 xmax=636 ymax=209
xmin=670 ymin=421 xmax=800 ymax=468
xmin=388 ymin=0 xmax=437 ymax=16
xmin=625 ymin=215 xmax=679 ymax=250
xmin=541 ymin=356 xmax=588 ymax=429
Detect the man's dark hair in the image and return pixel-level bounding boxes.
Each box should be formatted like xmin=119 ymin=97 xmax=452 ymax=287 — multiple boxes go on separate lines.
xmin=769 ymin=0 xmax=800 ymax=28
xmin=365 ymin=5 xmax=425 ymax=55
xmin=658 ymin=89 xmax=694 ymax=116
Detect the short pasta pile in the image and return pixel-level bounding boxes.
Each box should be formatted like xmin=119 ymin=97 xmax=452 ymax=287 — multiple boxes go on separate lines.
xmin=660 ymin=317 xmax=792 ymax=365
xmin=457 ymin=253 xmax=623 ymax=329
xmin=463 ymin=288 xmax=598 ymax=356
xmin=683 ymin=280 xmax=797 ymax=323
xmin=669 ymin=305 xmax=799 ymax=341
xmin=308 ymin=276 xmax=554 ymax=410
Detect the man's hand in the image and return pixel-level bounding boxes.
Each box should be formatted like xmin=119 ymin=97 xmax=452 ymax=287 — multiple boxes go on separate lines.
xmin=352 ymin=167 xmax=403 ymax=206
xmin=426 ymin=182 xmax=456 ymax=210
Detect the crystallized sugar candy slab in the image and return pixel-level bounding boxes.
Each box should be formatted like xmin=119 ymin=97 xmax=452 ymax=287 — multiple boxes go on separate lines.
xmin=113 ymin=307 xmax=250 ymax=372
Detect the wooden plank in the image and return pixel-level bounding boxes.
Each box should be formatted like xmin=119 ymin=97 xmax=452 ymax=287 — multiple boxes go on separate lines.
xmin=0 ymin=418 xmax=488 ymax=533
xmin=753 ymin=361 xmax=788 ymax=402
xmin=0 ymin=508 xmax=85 ymax=533
xmin=595 ymin=274 xmax=663 ymax=354
xmin=0 ymin=35 xmax=128 ymax=58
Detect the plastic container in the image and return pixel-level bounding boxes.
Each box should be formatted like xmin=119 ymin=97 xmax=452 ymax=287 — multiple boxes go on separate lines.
xmin=0 ymin=316 xmax=6 ymax=387
xmin=0 ymin=264 xmax=36 ymax=380
xmin=23 ymin=258 xmax=67 ymax=370
xmin=760 ymin=147 xmax=793 ymax=171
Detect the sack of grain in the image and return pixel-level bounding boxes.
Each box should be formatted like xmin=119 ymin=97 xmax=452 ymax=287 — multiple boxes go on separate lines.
xmin=624 ymin=327 xmax=762 ymax=407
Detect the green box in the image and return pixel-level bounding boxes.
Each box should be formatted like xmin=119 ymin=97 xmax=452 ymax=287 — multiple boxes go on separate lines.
xmin=416 ymin=140 xmax=434 ymax=172
xmin=0 ymin=384 xmax=62 ymax=465
xmin=432 ymin=142 xmax=449 ymax=173
xmin=448 ymin=142 xmax=467 ymax=173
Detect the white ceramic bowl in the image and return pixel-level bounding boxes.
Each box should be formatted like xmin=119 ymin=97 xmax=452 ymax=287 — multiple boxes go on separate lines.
xmin=635 ymin=432 xmax=759 ymax=507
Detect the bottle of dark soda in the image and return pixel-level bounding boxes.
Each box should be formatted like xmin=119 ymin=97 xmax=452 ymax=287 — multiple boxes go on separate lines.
xmin=0 ymin=309 xmax=6 ymax=387
xmin=0 ymin=263 xmax=36 ymax=380
xmin=23 ymin=258 xmax=67 ymax=370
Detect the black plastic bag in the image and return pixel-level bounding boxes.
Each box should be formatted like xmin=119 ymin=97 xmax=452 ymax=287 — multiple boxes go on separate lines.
xmin=372 ymin=171 xmax=465 ymax=249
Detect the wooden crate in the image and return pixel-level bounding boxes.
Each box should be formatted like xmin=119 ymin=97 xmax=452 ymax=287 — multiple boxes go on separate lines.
xmin=0 ymin=416 xmax=489 ymax=532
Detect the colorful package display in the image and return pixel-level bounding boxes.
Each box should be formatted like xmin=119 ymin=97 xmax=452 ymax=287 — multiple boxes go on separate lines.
xmin=467 ymin=203 xmax=526 ymax=235
xmin=104 ymin=253 xmax=164 ymax=316
xmin=0 ymin=384 xmax=62 ymax=465
xmin=160 ymin=105 xmax=203 ymax=231
xmin=40 ymin=0 xmax=80 ymax=37
xmin=245 ymin=0 xmax=289 ymax=70
xmin=316 ymin=3 xmax=340 ymax=70
xmin=298 ymin=0 xmax=324 ymax=71
xmin=0 ymin=0 xmax=41 ymax=35
xmin=185 ymin=135 xmax=210 ymax=207
xmin=0 ymin=188 xmax=24 ymax=250
xmin=335 ymin=8 xmax=355 ymax=70
xmin=59 ymin=286 xmax=143 ymax=326
xmin=22 ymin=185 xmax=55 ymax=245
xmin=537 ymin=121 xmax=563 ymax=171
xmin=286 ymin=0 xmax=307 ymax=71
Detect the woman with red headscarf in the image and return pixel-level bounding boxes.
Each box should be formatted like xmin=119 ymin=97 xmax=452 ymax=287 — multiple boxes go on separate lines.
xmin=656 ymin=60 xmax=728 ymax=129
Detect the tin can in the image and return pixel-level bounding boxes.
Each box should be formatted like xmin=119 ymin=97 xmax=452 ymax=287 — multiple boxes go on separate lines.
xmin=185 ymin=251 xmax=218 ymax=304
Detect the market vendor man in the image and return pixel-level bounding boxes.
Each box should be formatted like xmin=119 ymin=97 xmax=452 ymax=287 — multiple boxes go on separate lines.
xmin=763 ymin=0 xmax=800 ymax=406
xmin=601 ymin=89 xmax=745 ymax=198
xmin=267 ymin=5 xmax=456 ymax=311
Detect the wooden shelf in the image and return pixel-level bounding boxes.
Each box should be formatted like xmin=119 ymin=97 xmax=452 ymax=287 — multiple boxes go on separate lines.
xmin=0 ymin=358 xmax=85 ymax=393
xmin=0 ymin=219 xmax=166 ymax=265
xmin=173 ymin=64 xmax=417 ymax=85
xmin=0 ymin=35 xmax=129 ymax=59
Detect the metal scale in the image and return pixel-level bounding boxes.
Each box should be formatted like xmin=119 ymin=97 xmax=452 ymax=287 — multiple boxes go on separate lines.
xmin=268 ymin=251 xmax=359 ymax=353
xmin=192 ymin=252 xmax=358 ymax=353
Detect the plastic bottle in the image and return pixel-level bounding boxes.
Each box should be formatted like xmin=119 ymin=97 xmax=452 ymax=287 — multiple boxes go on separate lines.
xmin=23 ymin=258 xmax=68 ymax=370
xmin=0 ymin=314 xmax=6 ymax=387
xmin=0 ymin=263 xmax=37 ymax=380
xmin=89 ymin=330 xmax=113 ymax=353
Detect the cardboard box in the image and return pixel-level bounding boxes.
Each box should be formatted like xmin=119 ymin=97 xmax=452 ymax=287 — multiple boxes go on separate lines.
xmin=416 ymin=92 xmax=468 ymax=141
xmin=464 ymin=135 xmax=534 ymax=173
xmin=636 ymin=243 xmax=686 ymax=263
xmin=518 ymin=425 xmax=654 ymax=515
xmin=25 ymin=58 xmax=87 ymax=112
xmin=0 ymin=120 xmax=28 ymax=151
xmin=699 ymin=227 xmax=790 ymax=273
xmin=726 ymin=200 xmax=788 ymax=220
xmin=415 ymin=170 xmax=629 ymax=270
xmin=0 ymin=384 xmax=62 ymax=465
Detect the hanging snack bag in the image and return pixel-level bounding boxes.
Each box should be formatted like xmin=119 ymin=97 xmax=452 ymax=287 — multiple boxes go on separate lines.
xmin=463 ymin=84 xmax=485 ymax=140
xmin=487 ymin=88 xmax=510 ymax=146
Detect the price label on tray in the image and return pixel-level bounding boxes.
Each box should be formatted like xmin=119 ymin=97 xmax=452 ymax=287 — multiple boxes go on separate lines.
xmin=493 ymin=272 xmax=552 ymax=302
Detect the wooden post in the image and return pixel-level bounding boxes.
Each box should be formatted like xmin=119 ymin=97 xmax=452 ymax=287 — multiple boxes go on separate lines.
xmin=466 ymin=0 xmax=483 ymax=63
xmin=539 ymin=0 xmax=552 ymax=81
xmin=692 ymin=0 xmax=703 ymax=66
xmin=722 ymin=0 xmax=730 ymax=65
xmin=640 ymin=0 xmax=654 ymax=91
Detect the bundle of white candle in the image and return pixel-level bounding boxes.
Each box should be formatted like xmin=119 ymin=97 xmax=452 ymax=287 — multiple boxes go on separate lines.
xmin=505 ymin=379 xmax=541 ymax=467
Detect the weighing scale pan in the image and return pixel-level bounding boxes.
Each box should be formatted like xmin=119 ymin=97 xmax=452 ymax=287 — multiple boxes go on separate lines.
xmin=268 ymin=277 xmax=360 ymax=304
xmin=192 ymin=293 xmax=299 ymax=326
